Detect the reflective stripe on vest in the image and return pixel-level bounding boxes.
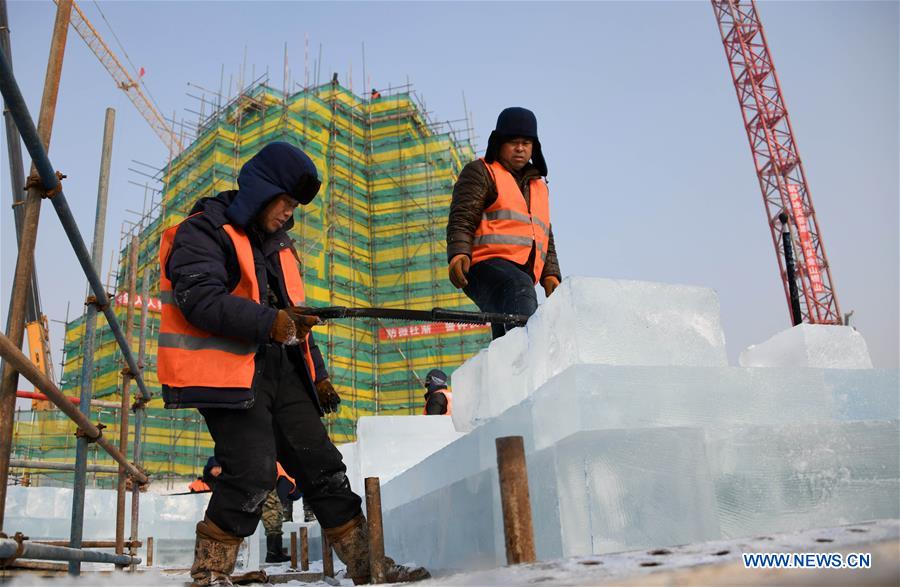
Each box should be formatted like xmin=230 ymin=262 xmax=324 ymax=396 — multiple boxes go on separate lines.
xmin=276 ymin=461 xmax=298 ymax=495
xmin=422 ymin=390 xmax=453 ymax=416
xmin=471 ymin=159 xmax=551 ymax=283
xmin=157 ymin=220 xmax=316 ymax=388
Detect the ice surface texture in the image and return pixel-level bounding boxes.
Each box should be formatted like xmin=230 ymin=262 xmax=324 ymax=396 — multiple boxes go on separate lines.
xmin=452 ymin=277 xmax=728 ymax=432
xmin=740 ymin=324 xmax=874 ymax=368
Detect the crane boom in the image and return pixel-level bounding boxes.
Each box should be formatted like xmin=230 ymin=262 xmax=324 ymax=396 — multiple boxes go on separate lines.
xmin=55 ymin=0 xmax=181 ymax=155
xmin=712 ymin=0 xmax=842 ymax=324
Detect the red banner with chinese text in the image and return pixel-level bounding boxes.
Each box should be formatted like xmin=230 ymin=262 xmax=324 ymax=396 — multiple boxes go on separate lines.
xmin=378 ymin=322 xmax=489 ymax=341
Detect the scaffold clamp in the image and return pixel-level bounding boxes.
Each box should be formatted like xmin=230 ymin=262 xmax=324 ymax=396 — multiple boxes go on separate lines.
xmin=24 ymin=170 xmax=66 ymax=199
xmin=84 ymin=294 xmax=109 ymax=311
xmin=75 ymin=422 xmax=105 ymax=443
xmin=0 ymin=532 xmax=28 ymax=568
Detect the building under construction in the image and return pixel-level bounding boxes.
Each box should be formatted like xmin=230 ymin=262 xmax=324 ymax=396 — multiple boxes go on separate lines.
xmin=11 ymin=79 xmax=490 ymax=487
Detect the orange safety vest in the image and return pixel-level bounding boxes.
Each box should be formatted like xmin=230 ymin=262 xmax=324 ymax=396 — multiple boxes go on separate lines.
xmin=158 ymin=217 xmax=318 ymax=390
xmin=189 ymin=478 xmax=210 ymax=493
xmin=422 ymin=390 xmax=453 ymax=416
xmin=471 ymin=159 xmax=551 ymax=284
xmin=276 ymin=461 xmax=298 ymax=495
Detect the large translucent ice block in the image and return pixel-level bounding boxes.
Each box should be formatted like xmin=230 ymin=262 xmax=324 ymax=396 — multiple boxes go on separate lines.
xmin=383 ymin=426 xmax=719 ymax=572
xmin=381 ymin=400 xmax=535 ymax=511
xmin=708 ymin=420 xmax=900 ymax=538
xmin=5 ymin=487 xmax=208 ymax=541
xmin=356 ymin=416 xmax=463 ymax=484
xmin=452 ymin=277 xmax=729 ymax=432
xmin=531 ymin=365 xmax=899 ymax=450
xmin=548 ymin=428 xmax=720 ymax=556
xmin=450 ymin=348 xmax=488 ymax=433
xmin=740 ymin=324 xmax=874 ymax=369
xmin=383 ymin=468 xmax=502 ymax=573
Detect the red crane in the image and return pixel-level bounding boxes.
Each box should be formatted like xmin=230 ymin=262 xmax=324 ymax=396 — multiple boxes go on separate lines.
xmin=712 ymin=0 xmax=842 ymax=325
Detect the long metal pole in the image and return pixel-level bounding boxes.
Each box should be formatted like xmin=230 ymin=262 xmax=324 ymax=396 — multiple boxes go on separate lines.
xmin=0 ymin=537 xmax=140 ymax=566
xmin=69 ymin=106 xmax=115 ymax=575
xmin=11 ymin=459 xmax=119 ymax=474
xmin=0 ymin=46 xmax=150 ymax=403
xmin=0 ymin=331 xmax=148 ymax=484
xmin=130 ymin=268 xmax=150 ymax=569
xmin=0 ymin=0 xmax=42 ymax=328
xmin=115 ymin=237 xmax=138 ymax=564
xmin=0 ymin=0 xmax=72 ymax=533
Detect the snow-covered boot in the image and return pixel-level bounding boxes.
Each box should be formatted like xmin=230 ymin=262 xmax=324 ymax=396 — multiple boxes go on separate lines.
xmin=265 ymin=533 xmax=290 ymax=563
xmin=190 ymin=516 xmax=242 ymax=587
xmin=324 ymin=513 xmax=431 ymax=585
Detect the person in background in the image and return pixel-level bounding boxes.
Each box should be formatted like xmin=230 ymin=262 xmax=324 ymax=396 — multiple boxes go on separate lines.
xmin=262 ymin=462 xmax=303 ymax=563
xmin=422 ymin=369 xmax=452 ymax=416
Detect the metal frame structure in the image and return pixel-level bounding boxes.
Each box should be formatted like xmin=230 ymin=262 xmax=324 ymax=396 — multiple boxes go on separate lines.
xmin=712 ymin=0 xmax=842 ymax=324
xmin=0 ymin=36 xmax=150 ymax=575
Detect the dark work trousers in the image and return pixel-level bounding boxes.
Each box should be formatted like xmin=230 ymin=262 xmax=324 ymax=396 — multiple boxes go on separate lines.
xmin=463 ymin=258 xmax=538 ymax=339
xmin=199 ymin=344 xmax=361 ymax=537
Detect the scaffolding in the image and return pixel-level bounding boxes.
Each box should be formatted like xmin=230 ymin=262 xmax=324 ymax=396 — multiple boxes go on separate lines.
xmin=11 ymin=77 xmax=490 ymax=487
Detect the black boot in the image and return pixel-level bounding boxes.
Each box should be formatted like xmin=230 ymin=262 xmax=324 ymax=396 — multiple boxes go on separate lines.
xmin=265 ymin=533 xmax=290 ymax=563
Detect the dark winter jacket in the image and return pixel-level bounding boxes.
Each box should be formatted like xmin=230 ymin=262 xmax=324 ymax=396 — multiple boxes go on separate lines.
xmin=447 ymin=160 xmax=561 ymax=282
xmin=423 ymin=390 xmax=449 ymax=415
xmin=163 ymin=145 xmax=327 ymax=410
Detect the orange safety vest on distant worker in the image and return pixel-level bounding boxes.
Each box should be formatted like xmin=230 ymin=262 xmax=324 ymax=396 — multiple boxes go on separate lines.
xmin=422 ymin=390 xmax=453 ymax=416
xmin=276 ymin=461 xmax=298 ymax=494
xmin=471 ymin=159 xmax=551 ymax=284
xmin=157 ymin=216 xmax=318 ymax=390
xmin=188 ymin=478 xmax=210 ymax=493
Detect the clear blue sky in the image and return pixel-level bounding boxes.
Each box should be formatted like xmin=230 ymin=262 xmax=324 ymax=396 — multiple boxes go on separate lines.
xmin=2 ymin=0 xmax=898 ymax=398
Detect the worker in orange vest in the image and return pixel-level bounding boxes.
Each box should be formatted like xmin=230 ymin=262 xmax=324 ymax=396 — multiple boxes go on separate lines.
xmin=158 ymin=142 xmax=429 ymax=586
xmin=422 ymin=369 xmax=452 ymax=416
xmin=189 ymin=456 xmax=223 ymax=493
xmin=447 ymin=107 xmax=562 ymax=339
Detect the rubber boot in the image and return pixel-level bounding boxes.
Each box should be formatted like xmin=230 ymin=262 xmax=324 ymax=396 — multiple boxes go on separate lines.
xmin=190 ymin=516 xmax=243 ymax=587
xmin=265 ymin=533 xmax=290 ymax=563
xmin=324 ymin=513 xmax=431 ymax=585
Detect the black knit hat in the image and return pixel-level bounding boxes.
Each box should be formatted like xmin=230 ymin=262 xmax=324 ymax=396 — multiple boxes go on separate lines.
xmin=484 ymin=107 xmax=547 ymax=176
xmin=424 ymin=369 xmax=449 ymax=394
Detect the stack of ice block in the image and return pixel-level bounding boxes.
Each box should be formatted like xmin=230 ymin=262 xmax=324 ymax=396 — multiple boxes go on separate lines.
xmin=372 ymin=277 xmax=899 ymax=572
xmin=739 ymin=323 xmax=874 ymax=368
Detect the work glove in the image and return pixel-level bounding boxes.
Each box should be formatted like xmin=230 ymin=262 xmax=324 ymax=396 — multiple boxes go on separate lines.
xmin=542 ymin=276 xmax=560 ymax=298
xmin=286 ymin=307 xmax=320 ymax=338
xmin=270 ymin=310 xmax=299 ymax=345
xmin=448 ymin=254 xmax=471 ymax=289
xmin=315 ymin=378 xmax=341 ymax=414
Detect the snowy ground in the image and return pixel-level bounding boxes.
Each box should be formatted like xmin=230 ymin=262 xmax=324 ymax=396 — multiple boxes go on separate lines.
xmin=4 ymin=520 xmax=896 ymax=586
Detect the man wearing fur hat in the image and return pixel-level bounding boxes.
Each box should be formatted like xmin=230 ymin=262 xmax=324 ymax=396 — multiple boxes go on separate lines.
xmin=447 ymin=107 xmax=562 ymax=339
xmin=159 ymin=142 xmax=429 ymax=586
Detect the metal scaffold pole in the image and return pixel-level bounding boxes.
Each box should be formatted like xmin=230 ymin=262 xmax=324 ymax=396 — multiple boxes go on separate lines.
xmin=69 ymin=106 xmax=115 ymax=575
xmin=0 ymin=0 xmax=73 ymax=533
